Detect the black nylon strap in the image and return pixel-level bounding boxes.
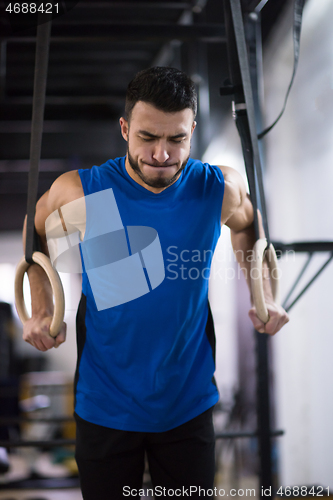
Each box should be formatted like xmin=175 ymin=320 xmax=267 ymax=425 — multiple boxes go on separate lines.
xmin=258 ymin=0 xmax=305 ymax=139
xmin=223 ymin=0 xmax=270 ymax=244
xmin=221 ymin=4 xmax=260 ymax=237
xmin=25 ymin=17 xmax=52 ymax=264
xmin=235 ymin=110 xmax=260 ymax=239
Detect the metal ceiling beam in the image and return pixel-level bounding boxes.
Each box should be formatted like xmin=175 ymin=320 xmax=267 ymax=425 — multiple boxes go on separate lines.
xmin=246 ymin=0 xmax=270 ymax=13
xmin=254 ymin=0 xmax=270 ymax=12
xmin=151 ymin=0 xmax=200 ymax=67
xmin=2 ymin=24 xmax=226 ymax=43
xmin=0 ymin=171 xmax=62 ymax=195
xmin=5 ymin=96 xmax=124 ymax=105
xmin=8 ymin=67 xmax=130 ymax=77
xmin=8 ymin=63 xmax=144 ymax=77
xmin=0 ymin=103 xmax=120 ymax=120
xmin=0 ymin=120 xmax=119 ymax=133
xmin=7 ymin=49 xmax=152 ymax=62
xmin=63 ymin=2 xmax=192 ymax=9
xmin=0 ymin=129 xmax=121 ymax=159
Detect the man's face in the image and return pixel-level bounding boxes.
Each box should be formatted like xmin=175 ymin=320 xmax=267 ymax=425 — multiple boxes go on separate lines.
xmin=120 ymin=101 xmax=196 ymax=193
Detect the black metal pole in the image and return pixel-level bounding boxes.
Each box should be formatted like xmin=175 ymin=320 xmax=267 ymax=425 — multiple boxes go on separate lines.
xmin=221 ymin=2 xmax=274 ymax=495
xmin=255 ymin=331 xmax=273 ymax=495
xmin=246 ymin=11 xmax=274 ymax=496
xmin=245 ymin=12 xmax=273 ymax=498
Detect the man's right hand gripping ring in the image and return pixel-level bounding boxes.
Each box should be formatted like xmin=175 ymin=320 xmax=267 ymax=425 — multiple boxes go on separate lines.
xmin=250 ymin=238 xmax=280 ymax=324
xmin=15 ymin=251 xmax=65 ymax=338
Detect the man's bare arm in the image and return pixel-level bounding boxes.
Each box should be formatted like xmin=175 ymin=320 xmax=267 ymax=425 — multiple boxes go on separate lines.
xmin=219 ymin=166 xmax=289 ymax=335
xmin=22 ymin=170 xmax=84 ymax=351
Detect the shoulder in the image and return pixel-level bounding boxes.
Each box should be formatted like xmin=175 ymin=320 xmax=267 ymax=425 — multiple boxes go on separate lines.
xmin=218 ymin=166 xmax=248 ymax=225
xmin=219 ymin=165 xmax=246 ymax=207
xmin=47 ymin=170 xmax=84 ymax=211
xmin=35 ymin=171 xmax=84 ymax=234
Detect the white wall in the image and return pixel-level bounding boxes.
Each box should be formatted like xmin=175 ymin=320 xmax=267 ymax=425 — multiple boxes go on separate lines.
xmin=263 ymin=0 xmax=333 ymax=487
xmin=209 ymin=226 xmax=238 ymax=403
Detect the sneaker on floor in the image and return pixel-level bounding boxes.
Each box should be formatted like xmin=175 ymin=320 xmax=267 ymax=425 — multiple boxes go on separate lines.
xmin=0 ymin=447 xmax=10 ymax=474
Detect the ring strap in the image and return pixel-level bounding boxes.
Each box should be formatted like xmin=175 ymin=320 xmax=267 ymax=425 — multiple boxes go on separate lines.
xmin=25 ymin=17 xmax=52 ymax=264
xmin=258 ymin=0 xmax=306 ymax=139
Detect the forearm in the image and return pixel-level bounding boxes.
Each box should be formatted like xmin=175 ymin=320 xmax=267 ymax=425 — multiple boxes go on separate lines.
xmin=20 ymin=182 xmax=71 ymax=349
xmin=230 ymin=213 xmax=273 ymax=303
xmin=23 ymin=215 xmax=53 ymax=317
xmin=222 ymin=167 xmax=288 ymax=333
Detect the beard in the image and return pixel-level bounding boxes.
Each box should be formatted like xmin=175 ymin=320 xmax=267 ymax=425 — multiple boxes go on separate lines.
xmin=127 ymin=147 xmax=189 ymax=189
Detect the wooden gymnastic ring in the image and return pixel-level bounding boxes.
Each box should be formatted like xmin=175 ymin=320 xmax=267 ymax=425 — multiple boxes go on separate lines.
xmin=250 ymin=238 xmax=280 ymax=324
xmin=15 ymin=251 xmax=65 ymax=338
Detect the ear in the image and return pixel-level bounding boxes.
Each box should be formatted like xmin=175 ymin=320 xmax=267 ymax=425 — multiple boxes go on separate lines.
xmin=119 ymin=117 xmax=129 ymax=141
xmin=191 ymin=121 xmax=197 ymax=135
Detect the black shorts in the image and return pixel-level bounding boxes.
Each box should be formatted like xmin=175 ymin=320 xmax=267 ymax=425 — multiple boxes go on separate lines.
xmin=74 ymin=407 xmax=215 ymax=500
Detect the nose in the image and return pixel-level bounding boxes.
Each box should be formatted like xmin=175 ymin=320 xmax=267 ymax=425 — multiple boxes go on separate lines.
xmin=152 ymin=141 xmax=170 ymax=164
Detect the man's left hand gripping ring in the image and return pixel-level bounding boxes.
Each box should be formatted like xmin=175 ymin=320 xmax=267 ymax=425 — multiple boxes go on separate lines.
xmin=15 ymin=251 xmax=65 ymax=338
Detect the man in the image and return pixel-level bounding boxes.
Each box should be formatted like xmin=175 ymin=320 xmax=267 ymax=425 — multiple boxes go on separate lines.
xmin=23 ymin=67 xmax=289 ymax=499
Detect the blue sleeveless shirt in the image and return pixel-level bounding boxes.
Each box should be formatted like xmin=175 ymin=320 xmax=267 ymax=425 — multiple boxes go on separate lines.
xmin=75 ymin=156 xmax=224 ymax=432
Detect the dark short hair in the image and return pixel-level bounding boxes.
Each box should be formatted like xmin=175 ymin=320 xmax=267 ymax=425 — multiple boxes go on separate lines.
xmin=125 ymin=67 xmax=197 ymax=120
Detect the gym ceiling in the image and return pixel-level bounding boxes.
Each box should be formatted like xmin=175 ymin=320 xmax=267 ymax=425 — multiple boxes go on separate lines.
xmin=0 ymin=0 xmax=288 ymax=231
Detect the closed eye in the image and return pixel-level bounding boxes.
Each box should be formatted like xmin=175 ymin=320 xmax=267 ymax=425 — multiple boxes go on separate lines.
xmin=139 ymin=136 xmax=155 ymax=142
xmin=138 ymin=133 xmax=186 ymax=143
